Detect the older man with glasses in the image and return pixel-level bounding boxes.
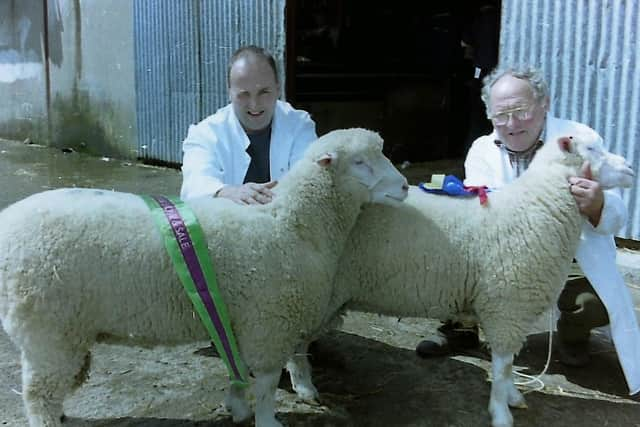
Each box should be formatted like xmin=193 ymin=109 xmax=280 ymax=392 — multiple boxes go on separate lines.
xmin=416 ymin=66 xmax=640 ymax=398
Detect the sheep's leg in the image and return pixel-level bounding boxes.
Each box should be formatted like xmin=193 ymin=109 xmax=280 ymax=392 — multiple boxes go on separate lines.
xmin=224 ymin=382 xmax=252 ymax=423
xmin=21 ymin=345 xmax=88 ymax=427
xmin=507 ymin=381 xmax=527 ymax=409
xmin=286 ymin=342 xmax=319 ymax=402
xmin=21 ymin=354 xmax=63 ymax=427
xmin=253 ymin=369 xmax=283 ymax=427
xmin=488 ymin=351 xmax=516 ymax=427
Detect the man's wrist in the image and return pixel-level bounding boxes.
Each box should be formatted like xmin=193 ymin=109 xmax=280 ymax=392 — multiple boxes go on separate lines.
xmin=587 ymin=201 xmax=604 ymax=228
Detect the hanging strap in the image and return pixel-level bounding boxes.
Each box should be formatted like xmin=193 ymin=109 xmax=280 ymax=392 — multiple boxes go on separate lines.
xmin=142 ymin=195 xmax=249 ymax=387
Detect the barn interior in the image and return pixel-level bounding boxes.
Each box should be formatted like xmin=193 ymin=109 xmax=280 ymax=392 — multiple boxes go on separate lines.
xmin=286 ymin=0 xmax=500 ymax=164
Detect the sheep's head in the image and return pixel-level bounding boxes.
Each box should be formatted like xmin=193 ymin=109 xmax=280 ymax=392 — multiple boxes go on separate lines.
xmin=557 ymin=124 xmax=634 ymax=189
xmin=311 ymin=128 xmax=409 ymax=205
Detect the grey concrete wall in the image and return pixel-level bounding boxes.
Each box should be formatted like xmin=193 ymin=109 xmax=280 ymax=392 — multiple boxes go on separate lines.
xmin=3 ymin=0 xmax=288 ymax=162
xmin=49 ymin=0 xmax=137 ymax=158
xmin=0 ymin=0 xmax=49 ymax=143
xmin=0 ymin=0 xmax=137 ymax=159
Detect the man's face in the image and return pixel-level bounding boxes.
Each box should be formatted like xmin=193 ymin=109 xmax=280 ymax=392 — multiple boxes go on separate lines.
xmin=488 ymin=74 xmax=548 ymax=152
xmin=228 ymin=56 xmax=279 ymax=134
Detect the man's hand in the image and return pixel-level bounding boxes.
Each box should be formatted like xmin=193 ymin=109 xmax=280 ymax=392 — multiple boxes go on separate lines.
xmin=568 ymin=163 xmax=604 ymax=227
xmin=216 ymin=181 xmax=278 ymax=205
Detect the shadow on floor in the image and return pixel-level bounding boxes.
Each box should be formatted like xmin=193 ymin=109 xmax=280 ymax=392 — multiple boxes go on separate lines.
xmin=65 ymin=330 xmax=639 ymax=426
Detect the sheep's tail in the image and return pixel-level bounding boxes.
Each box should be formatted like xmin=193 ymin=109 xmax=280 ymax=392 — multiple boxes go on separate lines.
xmin=0 ymin=247 xmax=8 ymax=327
xmin=0 ymin=208 xmax=13 ymax=325
xmin=0 ymin=265 xmax=9 ymax=328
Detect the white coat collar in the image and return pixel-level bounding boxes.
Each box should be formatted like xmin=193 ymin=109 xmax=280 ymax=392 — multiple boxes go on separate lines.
xmin=226 ymin=100 xmax=287 ymax=151
xmin=489 ymin=115 xmax=557 ymax=184
xmin=226 ymin=106 xmax=251 ymax=151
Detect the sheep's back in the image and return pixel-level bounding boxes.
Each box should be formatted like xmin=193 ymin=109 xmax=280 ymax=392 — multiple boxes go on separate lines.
xmin=342 ymin=180 xmax=580 ymax=327
xmin=339 ymin=189 xmax=484 ymax=318
xmin=188 ymin=196 xmax=339 ymax=358
xmin=0 ymin=189 xmax=211 ymax=344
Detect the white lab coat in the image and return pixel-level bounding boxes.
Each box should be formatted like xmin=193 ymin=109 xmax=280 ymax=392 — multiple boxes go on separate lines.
xmin=180 ymin=100 xmax=317 ymax=200
xmin=465 ymin=115 xmax=640 ymax=394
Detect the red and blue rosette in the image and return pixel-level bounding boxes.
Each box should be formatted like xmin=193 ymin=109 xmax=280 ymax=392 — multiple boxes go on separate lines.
xmin=419 ymin=174 xmax=490 ymax=206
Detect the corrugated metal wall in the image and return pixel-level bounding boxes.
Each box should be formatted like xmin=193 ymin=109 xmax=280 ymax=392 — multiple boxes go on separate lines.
xmin=500 ymin=0 xmax=640 ymax=240
xmin=134 ymin=0 xmax=285 ymax=164
xmin=200 ymin=0 xmax=286 ymax=121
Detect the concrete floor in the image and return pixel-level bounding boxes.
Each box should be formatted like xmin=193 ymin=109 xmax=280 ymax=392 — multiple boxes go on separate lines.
xmin=0 ymin=138 xmax=183 ymax=210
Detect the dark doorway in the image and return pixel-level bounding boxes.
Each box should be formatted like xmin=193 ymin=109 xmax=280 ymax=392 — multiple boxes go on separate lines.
xmin=286 ymin=0 xmax=500 ymax=164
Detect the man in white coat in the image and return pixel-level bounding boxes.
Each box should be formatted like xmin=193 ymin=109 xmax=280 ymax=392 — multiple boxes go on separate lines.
xmin=416 ymin=66 xmax=640 ymax=397
xmin=180 ymin=45 xmax=317 ymax=204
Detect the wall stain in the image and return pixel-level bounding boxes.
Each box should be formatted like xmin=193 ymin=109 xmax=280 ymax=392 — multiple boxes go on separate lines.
xmin=50 ymin=87 xmax=129 ymax=158
xmin=73 ymin=0 xmax=82 ymax=81
xmin=1 ymin=1 xmax=135 ymax=160
xmin=0 ymin=115 xmax=47 ymax=143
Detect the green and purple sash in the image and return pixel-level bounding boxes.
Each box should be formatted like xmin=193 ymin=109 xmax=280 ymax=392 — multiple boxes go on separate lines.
xmin=142 ymin=195 xmax=249 ymax=387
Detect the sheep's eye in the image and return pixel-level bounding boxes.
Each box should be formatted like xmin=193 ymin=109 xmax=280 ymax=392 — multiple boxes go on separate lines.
xmin=354 ymin=159 xmax=365 ymax=165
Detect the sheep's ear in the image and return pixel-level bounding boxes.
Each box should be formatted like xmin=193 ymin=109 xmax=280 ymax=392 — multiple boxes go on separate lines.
xmin=557 ymin=136 xmax=572 ymax=153
xmin=316 ymin=152 xmax=335 ymax=168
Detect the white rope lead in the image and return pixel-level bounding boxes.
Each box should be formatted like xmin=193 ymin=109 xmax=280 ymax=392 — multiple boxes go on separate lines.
xmin=514 ymin=310 xmax=554 ymax=393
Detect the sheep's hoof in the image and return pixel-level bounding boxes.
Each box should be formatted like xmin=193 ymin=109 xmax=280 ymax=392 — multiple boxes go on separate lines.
xmin=297 ymin=396 xmax=321 ymax=406
xmin=490 ymin=413 xmax=514 ymax=427
xmin=508 ymin=392 xmax=527 ymax=409
xmin=294 ymin=385 xmax=320 ymax=403
xmin=509 ymin=400 xmax=528 ymax=409
xmin=231 ymin=412 xmax=252 ymax=424
xmin=224 ymin=397 xmax=252 ymax=423
xmin=489 ymin=406 xmax=513 ymax=427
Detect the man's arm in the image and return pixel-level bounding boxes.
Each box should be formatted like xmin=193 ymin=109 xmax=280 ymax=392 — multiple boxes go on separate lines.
xmin=181 ymin=125 xmax=276 ymax=205
xmin=463 ymin=138 xmax=495 ymax=187
xmin=221 ymin=109 xmax=316 ymax=206
xmin=597 ymin=189 xmax=627 ymax=234
xmin=568 ymin=163 xmax=627 ymax=233
xmin=288 ymin=111 xmax=318 ymax=167
xmin=570 ymin=178 xmax=627 ymax=233
xmin=180 ymin=124 xmax=225 ymax=200
xmin=216 ymin=181 xmax=277 ymax=205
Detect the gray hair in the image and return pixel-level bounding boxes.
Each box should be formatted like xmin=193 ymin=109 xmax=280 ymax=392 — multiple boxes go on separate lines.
xmin=480 ymin=66 xmax=549 ymax=116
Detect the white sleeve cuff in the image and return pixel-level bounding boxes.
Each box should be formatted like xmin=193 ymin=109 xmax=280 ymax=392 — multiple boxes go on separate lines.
xmin=591 ymin=190 xmax=627 ymax=235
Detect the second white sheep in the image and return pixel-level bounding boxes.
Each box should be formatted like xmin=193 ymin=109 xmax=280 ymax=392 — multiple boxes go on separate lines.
xmin=291 ymin=123 xmax=635 ymax=427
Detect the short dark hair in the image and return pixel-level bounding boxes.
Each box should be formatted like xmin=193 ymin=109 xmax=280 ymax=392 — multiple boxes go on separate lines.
xmin=227 ymin=45 xmax=278 ymax=86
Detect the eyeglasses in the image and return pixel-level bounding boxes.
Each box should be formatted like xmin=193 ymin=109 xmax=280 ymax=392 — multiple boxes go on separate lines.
xmin=489 ymin=105 xmax=537 ymax=126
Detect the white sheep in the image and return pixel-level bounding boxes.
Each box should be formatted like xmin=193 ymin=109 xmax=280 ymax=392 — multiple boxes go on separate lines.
xmin=0 ymin=128 xmax=409 ymax=427
xmin=290 ymin=124 xmax=634 ymax=427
